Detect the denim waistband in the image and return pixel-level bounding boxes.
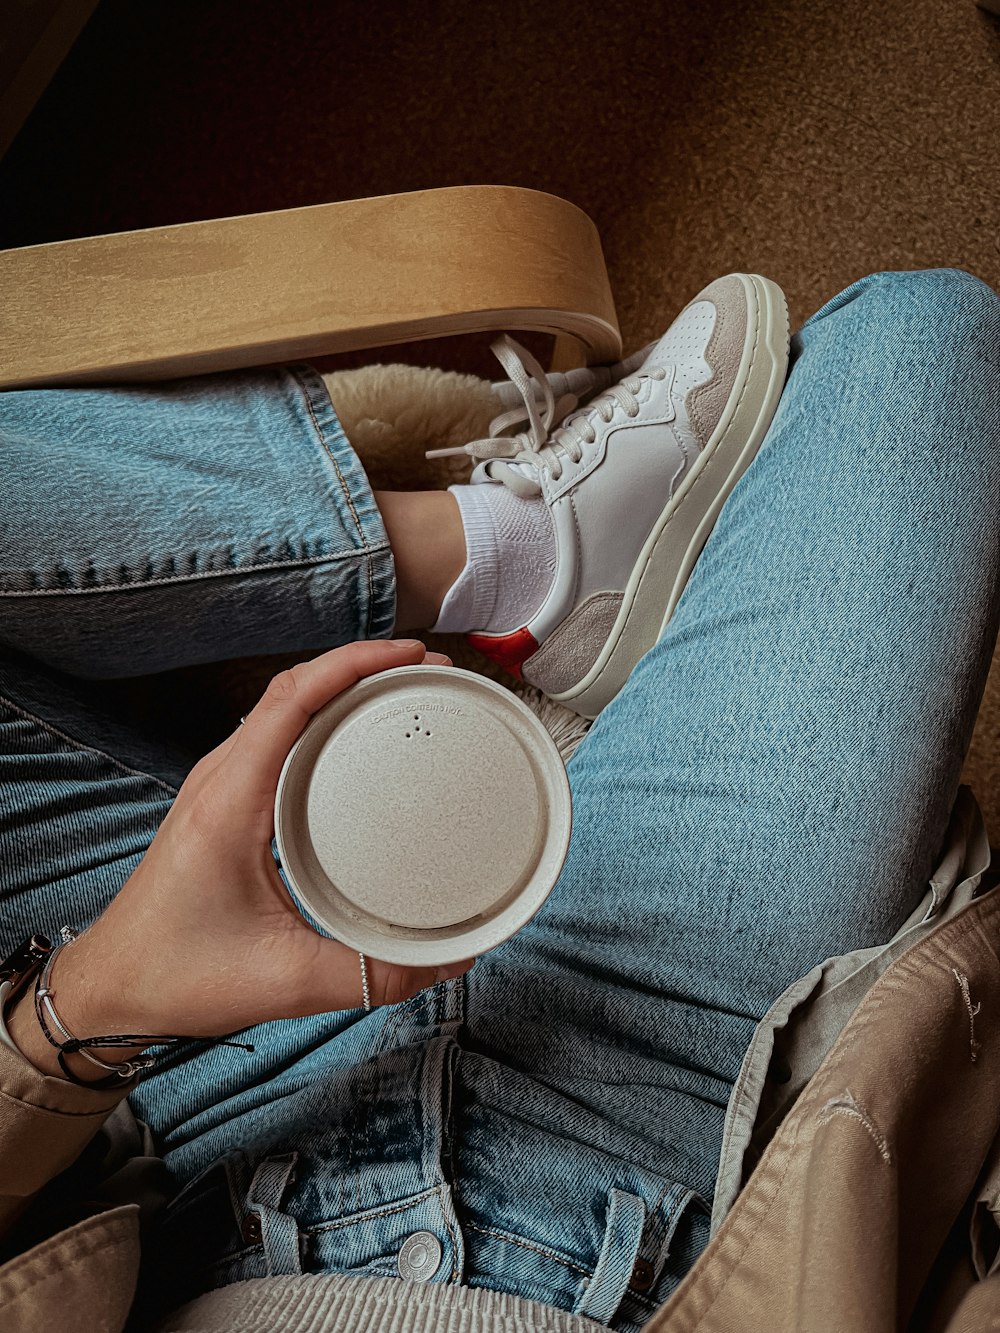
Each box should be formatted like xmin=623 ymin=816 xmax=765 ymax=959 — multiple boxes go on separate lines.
xmin=144 ymin=992 xmax=705 ymax=1332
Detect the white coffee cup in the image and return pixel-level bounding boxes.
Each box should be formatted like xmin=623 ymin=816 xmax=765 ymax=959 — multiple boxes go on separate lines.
xmin=274 ymin=665 xmax=572 ymax=965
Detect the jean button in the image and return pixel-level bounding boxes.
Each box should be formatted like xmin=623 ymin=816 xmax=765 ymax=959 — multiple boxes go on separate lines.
xmin=630 ymin=1258 xmax=655 ymax=1293
xmin=397 ymin=1230 xmax=443 ymax=1282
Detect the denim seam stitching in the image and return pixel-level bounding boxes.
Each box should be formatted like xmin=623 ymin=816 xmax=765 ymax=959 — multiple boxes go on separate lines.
xmin=0 ymin=550 xmax=388 ymax=599
xmin=304 ymin=1188 xmax=439 ymax=1234
xmin=465 ymin=1221 xmax=591 ymax=1276
xmin=292 ymin=369 xmax=376 ymax=639
xmin=635 ymin=1181 xmax=700 ymax=1303
xmin=0 ymin=693 xmax=179 ymax=796
xmin=374 ymin=991 xmax=437 ymax=1057
xmin=438 ymin=1186 xmax=460 ymax=1282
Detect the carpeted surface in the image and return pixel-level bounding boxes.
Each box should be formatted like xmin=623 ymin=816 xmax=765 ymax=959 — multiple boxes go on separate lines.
xmin=1 ymin=0 xmax=998 ymax=838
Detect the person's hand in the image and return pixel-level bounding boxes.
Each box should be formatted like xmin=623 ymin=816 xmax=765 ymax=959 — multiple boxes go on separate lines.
xmin=15 ymin=639 xmax=472 ymax=1072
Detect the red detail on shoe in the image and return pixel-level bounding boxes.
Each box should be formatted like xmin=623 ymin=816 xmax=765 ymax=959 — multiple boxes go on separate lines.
xmin=466 ymin=627 xmax=539 ymax=680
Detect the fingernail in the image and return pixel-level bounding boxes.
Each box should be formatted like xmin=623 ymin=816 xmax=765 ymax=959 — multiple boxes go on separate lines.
xmin=389 ymin=638 xmax=423 ymax=648
xmin=425 ymin=652 xmax=452 ymax=665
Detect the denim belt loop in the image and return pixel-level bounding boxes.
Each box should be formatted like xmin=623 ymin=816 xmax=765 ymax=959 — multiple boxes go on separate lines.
xmin=574 ymin=1188 xmax=646 ymax=1324
xmin=247 ymin=1152 xmax=303 ymax=1276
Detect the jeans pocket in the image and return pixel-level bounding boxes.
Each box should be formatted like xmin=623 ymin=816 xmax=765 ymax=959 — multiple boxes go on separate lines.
xmin=455 ymin=1051 xmax=709 ymax=1328
xmin=303 ymin=1185 xmax=464 ymax=1285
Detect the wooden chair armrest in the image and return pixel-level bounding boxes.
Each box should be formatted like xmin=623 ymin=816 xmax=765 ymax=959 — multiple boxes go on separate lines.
xmin=0 ymin=185 xmax=621 ymax=389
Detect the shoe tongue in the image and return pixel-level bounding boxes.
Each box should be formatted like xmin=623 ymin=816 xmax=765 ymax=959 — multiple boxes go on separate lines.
xmin=635 ymin=338 xmax=674 ymax=375
xmin=472 ymin=457 xmax=541 ymax=487
xmin=500 ymin=459 xmax=542 ymax=483
xmin=619 ymin=341 xmax=659 ymax=377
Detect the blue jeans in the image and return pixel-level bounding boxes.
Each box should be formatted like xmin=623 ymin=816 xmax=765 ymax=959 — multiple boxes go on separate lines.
xmin=2 ymin=271 xmax=999 ymax=1329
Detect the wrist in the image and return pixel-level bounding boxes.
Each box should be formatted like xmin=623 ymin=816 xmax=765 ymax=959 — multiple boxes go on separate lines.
xmin=49 ymin=932 xmax=140 ymax=1037
xmin=6 ymin=936 xmax=150 ymax=1084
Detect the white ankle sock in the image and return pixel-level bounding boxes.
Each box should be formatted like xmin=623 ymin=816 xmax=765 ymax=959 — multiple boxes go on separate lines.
xmin=431 ymin=483 xmax=557 ymax=634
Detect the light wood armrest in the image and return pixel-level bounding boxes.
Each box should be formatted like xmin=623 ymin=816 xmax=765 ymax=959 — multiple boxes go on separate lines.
xmin=0 ymin=185 xmax=621 ymax=389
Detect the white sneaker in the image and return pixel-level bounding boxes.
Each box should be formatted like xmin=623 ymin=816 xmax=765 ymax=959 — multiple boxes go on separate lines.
xmin=429 ymin=273 xmax=790 ymax=719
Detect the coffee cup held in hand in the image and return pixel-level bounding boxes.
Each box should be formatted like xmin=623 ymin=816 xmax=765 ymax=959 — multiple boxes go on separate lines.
xmin=274 ymin=665 xmax=572 ymax=965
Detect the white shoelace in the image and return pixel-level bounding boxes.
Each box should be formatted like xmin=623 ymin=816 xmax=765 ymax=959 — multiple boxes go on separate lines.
xmin=426 ymin=335 xmax=668 ymax=499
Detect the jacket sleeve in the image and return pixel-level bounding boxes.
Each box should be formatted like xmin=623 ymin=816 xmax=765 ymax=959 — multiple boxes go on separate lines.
xmin=0 ymin=1040 xmax=133 ymax=1243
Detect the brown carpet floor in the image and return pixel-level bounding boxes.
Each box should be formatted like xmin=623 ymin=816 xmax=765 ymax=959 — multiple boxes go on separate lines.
xmin=1 ymin=0 xmax=999 ymax=839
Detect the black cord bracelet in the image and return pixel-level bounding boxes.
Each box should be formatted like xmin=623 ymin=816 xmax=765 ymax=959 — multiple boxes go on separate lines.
xmin=32 ymin=964 xmax=255 ymax=1090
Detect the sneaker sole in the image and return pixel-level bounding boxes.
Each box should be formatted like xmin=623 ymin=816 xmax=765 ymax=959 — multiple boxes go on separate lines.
xmin=548 ymin=273 xmax=791 ymax=719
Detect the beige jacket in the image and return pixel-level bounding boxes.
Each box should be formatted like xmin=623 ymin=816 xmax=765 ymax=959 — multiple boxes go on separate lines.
xmin=3 ymin=786 xmax=1000 ymax=1333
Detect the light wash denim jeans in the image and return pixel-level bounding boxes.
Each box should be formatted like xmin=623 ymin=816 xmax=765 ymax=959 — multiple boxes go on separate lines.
xmin=2 ymin=270 xmax=1000 ymax=1330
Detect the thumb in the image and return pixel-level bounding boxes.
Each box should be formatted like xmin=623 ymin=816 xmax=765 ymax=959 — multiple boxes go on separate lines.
xmin=230 ymin=639 xmax=428 ymax=803
xmin=367 ymin=956 xmax=475 ymax=1008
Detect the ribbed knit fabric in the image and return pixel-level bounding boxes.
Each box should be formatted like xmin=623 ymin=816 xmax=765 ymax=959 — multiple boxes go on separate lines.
xmin=156 ymin=1273 xmax=605 ymax=1332
xmin=431 ymin=482 xmax=556 ymax=634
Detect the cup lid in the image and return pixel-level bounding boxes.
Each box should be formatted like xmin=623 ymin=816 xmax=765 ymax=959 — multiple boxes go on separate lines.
xmin=274 ymin=665 xmax=572 ymax=965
